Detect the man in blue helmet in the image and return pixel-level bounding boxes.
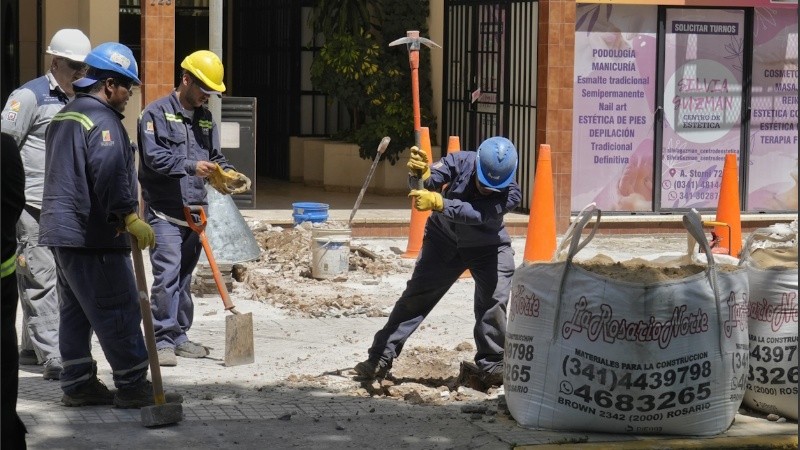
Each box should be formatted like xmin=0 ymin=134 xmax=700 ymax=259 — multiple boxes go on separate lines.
xmin=354 ymin=136 xmax=521 ymax=390
xmin=39 ymin=42 xmax=182 ymax=409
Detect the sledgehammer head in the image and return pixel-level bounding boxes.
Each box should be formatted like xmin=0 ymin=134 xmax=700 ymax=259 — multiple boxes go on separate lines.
xmin=141 ymin=402 xmax=183 ymax=427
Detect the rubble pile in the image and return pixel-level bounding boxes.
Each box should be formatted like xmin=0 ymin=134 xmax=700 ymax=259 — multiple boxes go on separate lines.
xmin=236 ymin=222 xmax=404 ymax=318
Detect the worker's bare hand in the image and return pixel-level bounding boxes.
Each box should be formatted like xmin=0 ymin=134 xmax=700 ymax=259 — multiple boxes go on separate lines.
xmin=195 ymin=160 xmax=217 ymax=178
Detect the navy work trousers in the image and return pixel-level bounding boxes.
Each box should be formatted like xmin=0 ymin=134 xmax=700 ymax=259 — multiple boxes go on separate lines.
xmin=368 ymin=231 xmax=515 ymax=373
xmin=52 ymin=248 xmax=148 ymax=394
xmin=146 ymin=210 xmax=202 ymax=349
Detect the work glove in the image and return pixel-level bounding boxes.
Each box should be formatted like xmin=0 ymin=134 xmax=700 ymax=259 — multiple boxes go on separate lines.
xmin=124 ymin=213 xmax=155 ymax=250
xmin=408 ymin=189 xmax=443 ymax=212
xmin=406 ymin=146 xmax=430 ymax=181
xmin=207 ymin=164 xmax=252 ymax=195
xmin=223 ymin=169 xmax=252 ymax=195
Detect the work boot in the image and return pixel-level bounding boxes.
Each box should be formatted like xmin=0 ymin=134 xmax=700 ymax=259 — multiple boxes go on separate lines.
xmin=353 ymin=357 xmax=392 ymax=380
xmin=43 ymin=357 xmax=63 ymax=380
xmin=113 ymin=380 xmax=184 ymax=409
xmin=482 ymin=365 xmax=504 ymax=388
xmin=62 ymin=377 xmax=115 ymax=407
xmin=19 ymin=349 xmax=38 ymax=365
xmin=175 ymin=341 xmax=208 ymax=358
xmin=158 ymin=347 xmax=177 ymax=367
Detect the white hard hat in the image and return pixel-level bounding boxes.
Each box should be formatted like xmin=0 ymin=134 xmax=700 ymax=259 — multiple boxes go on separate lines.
xmin=46 ymin=29 xmax=91 ymax=62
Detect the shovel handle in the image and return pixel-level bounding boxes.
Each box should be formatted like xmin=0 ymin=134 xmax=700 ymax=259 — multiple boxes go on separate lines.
xmin=183 ymin=206 xmax=236 ymax=311
xmin=129 ymin=237 xmax=167 ymax=406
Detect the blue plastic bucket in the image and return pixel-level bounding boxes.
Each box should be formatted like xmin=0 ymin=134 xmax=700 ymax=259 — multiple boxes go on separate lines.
xmin=292 ymin=202 xmax=329 ymax=224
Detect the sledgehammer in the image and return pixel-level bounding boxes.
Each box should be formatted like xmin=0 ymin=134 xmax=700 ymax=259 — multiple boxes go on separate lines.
xmin=130 ymin=237 xmax=183 ymax=427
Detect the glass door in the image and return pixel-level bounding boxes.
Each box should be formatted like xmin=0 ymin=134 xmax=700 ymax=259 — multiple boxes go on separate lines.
xmin=659 ymin=8 xmax=746 ymax=210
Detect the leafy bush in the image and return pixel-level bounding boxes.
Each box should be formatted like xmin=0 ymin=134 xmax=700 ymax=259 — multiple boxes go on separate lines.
xmin=309 ymin=0 xmax=436 ymax=164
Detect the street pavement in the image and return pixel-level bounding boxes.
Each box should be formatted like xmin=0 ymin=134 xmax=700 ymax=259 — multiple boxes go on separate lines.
xmin=15 ymin=235 xmax=798 ymax=449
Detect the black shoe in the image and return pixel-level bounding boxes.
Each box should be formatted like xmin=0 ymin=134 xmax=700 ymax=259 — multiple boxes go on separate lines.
xmin=354 ymin=357 xmax=392 ymax=380
xmin=482 ymin=367 xmax=504 ymax=388
xmin=43 ymin=357 xmax=63 ymax=380
xmin=62 ymin=377 xmax=116 ymax=407
xmin=114 ymin=380 xmax=184 ymax=409
xmin=19 ymin=349 xmax=38 ymax=365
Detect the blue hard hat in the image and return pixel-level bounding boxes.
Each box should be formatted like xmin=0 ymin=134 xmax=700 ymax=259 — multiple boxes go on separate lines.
xmin=73 ymin=42 xmax=141 ymax=88
xmin=476 ymin=136 xmax=518 ymax=191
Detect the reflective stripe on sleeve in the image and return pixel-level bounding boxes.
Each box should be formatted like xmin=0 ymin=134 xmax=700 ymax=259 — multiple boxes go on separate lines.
xmin=1 ymin=254 xmax=16 ymax=278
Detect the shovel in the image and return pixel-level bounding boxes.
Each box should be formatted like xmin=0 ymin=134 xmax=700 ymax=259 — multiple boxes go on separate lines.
xmin=184 ymin=205 xmax=255 ymax=366
xmin=349 ymin=136 xmax=391 ymax=226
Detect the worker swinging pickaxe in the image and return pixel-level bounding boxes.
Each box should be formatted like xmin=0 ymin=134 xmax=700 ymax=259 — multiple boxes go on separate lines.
xmin=389 ymin=30 xmax=440 ymax=188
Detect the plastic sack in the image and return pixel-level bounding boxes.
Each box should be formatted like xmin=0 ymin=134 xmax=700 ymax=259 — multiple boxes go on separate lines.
xmin=505 ymin=206 xmax=749 ymax=435
xmin=740 ymin=223 xmax=798 ymax=420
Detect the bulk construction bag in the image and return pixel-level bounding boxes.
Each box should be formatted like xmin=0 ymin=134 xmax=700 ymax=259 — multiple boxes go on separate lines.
xmin=505 ymin=207 xmax=750 ymax=436
xmin=740 ymin=222 xmax=798 ymax=420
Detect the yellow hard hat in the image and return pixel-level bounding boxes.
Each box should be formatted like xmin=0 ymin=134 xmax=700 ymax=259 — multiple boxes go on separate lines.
xmin=180 ymin=50 xmax=225 ymax=93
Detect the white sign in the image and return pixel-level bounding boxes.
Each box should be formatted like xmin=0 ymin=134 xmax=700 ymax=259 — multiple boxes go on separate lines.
xmin=221 ymin=122 xmax=240 ymax=149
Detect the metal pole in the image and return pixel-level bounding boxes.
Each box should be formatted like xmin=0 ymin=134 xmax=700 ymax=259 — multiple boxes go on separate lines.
xmin=208 ymin=0 xmax=223 ymax=124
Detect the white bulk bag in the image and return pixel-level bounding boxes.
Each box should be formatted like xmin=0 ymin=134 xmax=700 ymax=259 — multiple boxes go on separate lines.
xmin=740 ymin=224 xmax=798 ymax=420
xmin=505 ymin=207 xmax=749 ymax=436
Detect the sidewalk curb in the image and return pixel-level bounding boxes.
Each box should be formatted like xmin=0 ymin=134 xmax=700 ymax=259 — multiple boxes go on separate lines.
xmin=515 ymin=434 xmax=797 ymax=449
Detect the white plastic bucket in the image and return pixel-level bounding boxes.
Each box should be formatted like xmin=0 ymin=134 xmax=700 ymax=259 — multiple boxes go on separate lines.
xmin=311 ymin=228 xmax=351 ymax=279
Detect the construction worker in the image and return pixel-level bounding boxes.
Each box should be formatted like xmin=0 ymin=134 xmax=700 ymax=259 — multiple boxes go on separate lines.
xmin=137 ymin=50 xmax=250 ymax=366
xmin=39 ymin=42 xmax=182 ymax=408
xmin=1 ymin=28 xmax=92 ymax=380
xmin=354 ymin=136 xmax=521 ymax=389
xmin=2 ymin=132 xmax=28 ymax=447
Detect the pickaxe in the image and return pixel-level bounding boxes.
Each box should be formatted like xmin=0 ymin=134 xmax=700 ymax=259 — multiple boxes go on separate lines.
xmin=389 ymin=30 xmax=440 ymax=189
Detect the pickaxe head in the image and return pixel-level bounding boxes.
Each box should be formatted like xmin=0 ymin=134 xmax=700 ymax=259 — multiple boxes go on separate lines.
xmin=389 ymin=30 xmax=441 ymax=51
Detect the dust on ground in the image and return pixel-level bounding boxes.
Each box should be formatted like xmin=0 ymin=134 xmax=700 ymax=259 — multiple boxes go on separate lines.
xmin=230 ymin=220 xmax=508 ymax=405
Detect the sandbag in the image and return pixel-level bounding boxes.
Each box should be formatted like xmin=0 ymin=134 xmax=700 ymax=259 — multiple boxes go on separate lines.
xmin=740 ymin=223 xmax=798 ymax=420
xmin=505 ymin=207 xmax=749 ymax=436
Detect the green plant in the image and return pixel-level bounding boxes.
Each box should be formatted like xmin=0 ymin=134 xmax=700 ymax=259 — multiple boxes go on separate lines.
xmin=309 ymin=0 xmax=437 ymax=164
xmin=310 ymin=30 xmax=381 ymax=131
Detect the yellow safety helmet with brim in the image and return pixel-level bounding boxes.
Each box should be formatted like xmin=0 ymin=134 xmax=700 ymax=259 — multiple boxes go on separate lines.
xmin=180 ymin=50 xmax=226 ymax=94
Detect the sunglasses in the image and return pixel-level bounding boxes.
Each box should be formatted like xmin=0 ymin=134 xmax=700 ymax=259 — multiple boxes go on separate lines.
xmin=112 ymin=78 xmax=133 ymax=91
xmin=64 ymin=59 xmax=88 ymax=72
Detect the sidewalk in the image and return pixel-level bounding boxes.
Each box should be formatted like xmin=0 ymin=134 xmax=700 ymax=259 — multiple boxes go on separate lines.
xmin=16 ymin=222 xmax=798 ymax=449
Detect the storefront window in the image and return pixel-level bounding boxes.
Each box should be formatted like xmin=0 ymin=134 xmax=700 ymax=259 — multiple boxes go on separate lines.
xmin=571 ymin=3 xmax=798 ymax=214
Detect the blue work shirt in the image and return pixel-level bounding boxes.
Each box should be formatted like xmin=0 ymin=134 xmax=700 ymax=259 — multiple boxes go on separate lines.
xmin=39 ymin=94 xmax=138 ymax=249
xmin=411 ymin=151 xmax=521 ymax=248
xmin=137 ymin=92 xmax=232 ymax=220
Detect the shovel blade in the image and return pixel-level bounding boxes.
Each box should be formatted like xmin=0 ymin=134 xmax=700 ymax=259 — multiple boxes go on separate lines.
xmin=224 ymin=312 xmax=255 ymax=366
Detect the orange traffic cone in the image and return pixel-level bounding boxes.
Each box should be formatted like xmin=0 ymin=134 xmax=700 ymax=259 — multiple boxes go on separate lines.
xmin=523 ymin=144 xmax=556 ymax=263
xmin=714 ymin=153 xmax=742 ymax=257
xmin=402 ymin=127 xmax=434 ymax=259
xmin=447 ymin=136 xmax=461 ymax=154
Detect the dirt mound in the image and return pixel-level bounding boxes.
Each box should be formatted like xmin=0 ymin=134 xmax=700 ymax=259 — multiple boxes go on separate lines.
xmin=237 ymin=223 xmax=405 ymax=318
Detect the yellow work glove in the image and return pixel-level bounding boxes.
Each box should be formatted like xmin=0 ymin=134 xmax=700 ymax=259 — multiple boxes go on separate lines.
xmin=207 ymin=164 xmax=251 ymax=195
xmin=408 ymin=189 xmax=443 ymax=212
xmin=124 ymin=213 xmax=155 ymax=250
xmin=223 ymin=169 xmax=252 ymax=195
xmin=207 ymin=164 xmax=233 ymax=195
xmin=406 ymin=146 xmax=430 ymax=181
